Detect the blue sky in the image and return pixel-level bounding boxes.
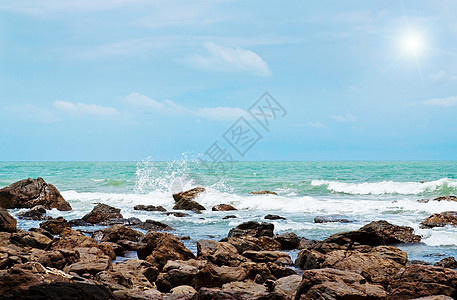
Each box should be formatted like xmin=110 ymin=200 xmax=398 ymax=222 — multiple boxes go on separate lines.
xmin=1 ymin=0 xmax=457 ymax=161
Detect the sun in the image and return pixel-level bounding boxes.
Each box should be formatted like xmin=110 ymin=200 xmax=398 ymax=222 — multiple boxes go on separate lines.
xmin=399 ymin=32 xmax=426 ymax=57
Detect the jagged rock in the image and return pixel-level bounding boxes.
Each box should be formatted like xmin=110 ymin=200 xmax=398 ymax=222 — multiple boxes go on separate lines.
xmin=17 ymin=205 xmax=49 ymax=221
xmin=197 ymin=239 xmax=248 ymax=267
xmin=421 ymin=211 xmax=457 ymax=228
xmin=195 ymin=263 xmax=248 ymax=289
xmin=434 ymin=257 xmax=457 ymax=269
xmin=249 ymin=191 xmax=277 ymax=195
xmin=297 ymin=238 xmax=319 ymax=250
xmin=212 ymin=204 xmax=237 ymax=211
xmin=434 ymin=196 xmax=457 ymax=202
xmin=267 ymin=262 xmax=297 ymax=279
xmin=0 ymin=178 xmax=71 ymax=211
xmin=224 ymin=237 xmax=262 ymax=254
xmin=274 ymin=274 xmax=302 ymax=297
xmin=222 ymin=281 xmax=267 ymax=298
xmin=242 ymin=251 xmax=293 ymax=266
xmin=228 ymin=221 xmax=274 ymax=238
xmin=173 ymin=187 xmax=206 ymax=202
xmin=100 ymin=241 xmax=125 ymax=257
xmin=134 ymin=204 xmax=166 ymax=212
xmin=314 ymin=215 xmax=351 ymax=223
xmin=99 ymin=217 xmax=142 ymax=226
xmin=241 ymin=262 xmax=276 ymax=283
xmin=155 ymin=259 xmax=205 ymax=292
xmin=40 ymin=217 xmax=70 ymax=235
xmin=163 ymin=212 xmax=190 ymax=217
xmin=29 ymin=248 xmax=80 ymax=270
xmin=137 ymin=231 xmax=195 ymax=269
xmin=29 ymin=227 xmax=53 ymax=239
xmin=138 ymin=219 xmax=174 ymax=231
xmin=10 ymin=230 xmax=52 ymax=249
xmin=64 ymin=247 xmax=112 ymax=277
xmin=100 ymin=225 xmax=143 ymax=243
xmin=295 ymin=268 xmax=387 ymax=299
xmin=68 ymin=219 xmax=92 ymax=227
xmin=223 ymin=215 xmax=237 ymax=220
xmin=82 ymin=203 xmax=123 ymax=224
xmin=49 ymin=228 xmax=98 ymax=250
xmin=0 ymin=208 xmax=16 ymax=233
xmin=274 ymin=232 xmax=301 ymax=250
xmin=264 ymin=214 xmax=286 ymax=220
xmin=117 ymin=240 xmax=139 ymax=251
xmin=170 ymin=285 xmax=197 ymax=296
xmin=173 ymin=199 xmax=206 ymax=211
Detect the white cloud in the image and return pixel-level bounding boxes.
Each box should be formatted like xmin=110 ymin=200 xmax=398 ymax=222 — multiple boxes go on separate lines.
xmin=308 ymin=121 xmax=327 ymax=128
xmin=190 ymin=42 xmax=272 ymax=76
xmin=331 ymin=113 xmax=357 ymax=122
xmin=53 ymin=100 xmax=120 ymax=116
xmin=123 ymin=92 xmax=165 ymax=110
xmin=422 ymin=96 xmax=457 ymax=107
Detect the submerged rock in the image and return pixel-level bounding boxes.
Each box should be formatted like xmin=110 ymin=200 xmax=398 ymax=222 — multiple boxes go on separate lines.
xmin=82 ymin=203 xmax=123 ymax=224
xmin=434 ymin=257 xmax=457 ymax=269
xmin=434 ymin=195 xmax=457 ymax=202
xmin=264 ymin=214 xmax=286 ymax=220
xmin=133 ymin=204 xmax=166 ymax=212
xmin=249 ymin=190 xmax=278 ymax=195
xmin=17 ymin=205 xmax=49 ymax=221
xmin=0 ymin=178 xmax=71 ymax=211
xmin=138 ymin=219 xmax=174 ymax=231
xmin=0 ymin=208 xmax=17 ymax=233
xmin=162 ymin=212 xmax=190 ymax=217
xmin=212 ymin=204 xmax=237 ymax=211
xmin=228 ymin=221 xmax=274 ymax=238
xmin=421 ymin=211 xmax=457 ymax=228
xmin=314 ymin=214 xmax=352 ymax=223
xmin=173 ymin=187 xmax=206 ymax=202
xmin=223 ymin=215 xmax=237 ymax=220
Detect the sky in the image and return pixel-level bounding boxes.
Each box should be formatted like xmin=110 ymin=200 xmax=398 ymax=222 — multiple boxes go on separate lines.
xmin=1 ymin=0 xmax=457 ymax=161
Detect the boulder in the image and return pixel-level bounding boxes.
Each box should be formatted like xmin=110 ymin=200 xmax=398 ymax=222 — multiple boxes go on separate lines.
xmin=137 ymin=231 xmax=195 ymax=269
xmin=170 ymin=285 xmax=197 ymax=296
xmin=197 ymin=239 xmax=248 ymax=267
xmin=267 ymin=262 xmax=297 ymax=279
xmin=195 ymin=263 xmax=248 ymax=289
xmin=249 ymin=191 xmax=277 ymax=195
xmin=0 ymin=178 xmax=71 ymax=211
xmin=98 ymin=217 xmax=142 ymax=226
xmin=173 ymin=199 xmax=206 ymax=211
xmin=314 ymin=215 xmax=351 ymax=223
xmin=222 ymin=281 xmax=267 ymax=298
xmin=241 ymin=262 xmax=276 ymax=283
xmin=29 ymin=227 xmax=53 ymax=239
xmin=10 ymin=230 xmax=52 ymax=249
xmin=275 ymin=232 xmax=301 ymax=250
xmin=64 ymin=247 xmax=112 ymax=276
xmin=68 ymin=219 xmax=92 ymax=227
xmin=82 ymin=203 xmax=123 ymax=224
xmin=228 ymin=221 xmax=274 ymax=238
xmin=99 ymin=241 xmax=125 ymax=257
xmin=17 ymin=205 xmax=49 ymax=221
xmin=274 ymin=274 xmax=302 ymax=298
xmin=242 ymin=251 xmax=293 ymax=266
xmin=434 ymin=257 xmax=457 ymax=269
xmin=212 ymin=204 xmax=237 ymax=211
xmin=173 ymin=187 xmax=206 ymax=202
xmin=0 ymin=208 xmax=16 ymax=233
xmin=49 ymin=228 xmax=98 ymax=250
xmin=434 ymin=196 xmax=457 ymax=202
xmin=40 ymin=217 xmax=70 ymax=235
xmin=421 ymin=212 xmax=457 ymax=228
xmin=264 ymin=214 xmax=286 ymax=220
xmin=29 ymin=248 xmax=80 ymax=270
xmin=162 ymin=212 xmax=190 ymax=217
xmin=12 ymin=282 xmax=116 ymax=300
xmin=224 ymin=237 xmax=262 ymax=254
xmin=223 ymin=215 xmax=237 ymax=220
xmin=155 ymin=259 xmax=205 ymax=292
xmin=134 ymin=204 xmax=166 ymax=212
xmin=100 ymin=225 xmax=143 ymax=243
xmin=138 ymin=219 xmax=174 ymax=231
xmin=295 ymin=268 xmax=387 ymax=299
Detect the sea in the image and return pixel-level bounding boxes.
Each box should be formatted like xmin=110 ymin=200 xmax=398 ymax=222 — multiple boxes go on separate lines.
xmin=2 ymin=160 xmax=457 ymax=264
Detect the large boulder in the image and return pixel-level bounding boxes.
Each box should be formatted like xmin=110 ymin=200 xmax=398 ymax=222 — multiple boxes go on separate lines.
xmin=17 ymin=205 xmax=49 ymax=221
xmin=275 ymin=232 xmax=301 ymax=250
xmin=137 ymin=231 xmax=195 ymax=269
xmin=40 ymin=217 xmax=70 ymax=235
xmin=0 ymin=178 xmax=71 ymax=211
xmin=173 ymin=187 xmax=206 ymax=211
xmin=295 ymin=268 xmax=387 ymax=299
xmin=138 ymin=219 xmax=174 ymax=231
xmin=242 ymin=250 xmax=293 ymax=266
xmin=12 ymin=282 xmax=116 ymax=300
xmin=228 ymin=221 xmax=274 ymax=238
xmin=10 ymin=230 xmax=53 ymax=249
xmin=100 ymin=225 xmax=143 ymax=243
xmin=195 ymin=263 xmax=248 ymax=289
xmin=434 ymin=196 xmax=457 ymax=202
xmin=64 ymin=247 xmax=112 ymax=277
xmin=197 ymin=239 xmax=248 ymax=267
xmin=434 ymin=257 xmax=457 ymax=269
xmin=421 ymin=211 xmax=457 ymax=228
xmin=82 ymin=203 xmax=123 ymax=224
xmin=49 ymin=228 xmax=98 ymax=250
xmin=0 ymin=208 xmax=17 ymax=233
xmin=155 ymin=259 xmax=205 ymax=292
xmin=134 ymin=204 xmax=166 ymax=212
xmin=274 ymin=274 xmax=302 ymax=297
xmin=212 ymin=204 xmax=237 ymax=211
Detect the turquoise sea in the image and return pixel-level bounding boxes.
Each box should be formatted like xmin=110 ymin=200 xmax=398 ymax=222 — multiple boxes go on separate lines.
xmin=2 ymin=160 xmax=457 ymax=263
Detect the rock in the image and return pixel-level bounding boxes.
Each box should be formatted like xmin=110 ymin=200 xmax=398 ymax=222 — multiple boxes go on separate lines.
xmin=222 ymin=281 xmax=267 ymax=297
xmin=13 ymin=282 xmax=116 ymax=300
xmin=241 ymin=262 xmax=275 ymax=283
xmin=274 ymin=274 xmax=302 ymax=297
xmin=68 ymin=219 xmax=92 ymax=227
xmin=100 ymin=225 xmax=143 ymax=243
xmin=228 ymin=221 xmax=274 ymax=238
xmin=134 ymin=204 xmax=166 ymax=212
xmin=173 ymin=187 xmax=206 ymax=202
xmin=275 ymin=232 xmax=301 ymax=250
xmin=0 ymin=208 xmax=16 ymax=233
xmin=249 ymin=191 xmax=277 ymax=195
xmin=98 ymin=242 xmax=116 ymax=260
xmin=195 ymin=263 xmax=248 ymax=289
xmin=163 ymin=212 xmax=190 ymax=217
xmin=0 ymin=178 xmax=72 ymax=211
xmin=421 ymin=211 xmax=457 ymax=228
xmin=29 ymin=249 xmax=80 ymax=270
xmin=49 ymin=228 xmax=98 ymax=250
xmin=434 ymin=196 xmax=457 ymax=202
xmin=99 ymin=217 xmax=142 ymax=226
xmin=117 ymin=240 xmax=139 ymax=251
xmin=297 ymin=238 xmax=319 ymax=250
xmin=267 ymin=262 xmax=297 ymax=279
xmin=314 ymin=215 xmax=352 ymax=223
xmin=197 ymin=239 xmax=248 ymax=267
xmin=212 ymin=204 xmax=237 ymax=211
xmin=173 ymin=199 xmax=206 ymax=211
xmin=138 ymin=219 xmax=174 ymax=231
xmin=223 ymin=215 xmax=237 ymax=220
xmin=40 ymin=217 xmax=70 ymax=235
xmin=434 ymin=257 xmax=457 ymax=269
xmin=170 ymin=285 xmax=197 ymax=295
xmin=82 ymin=203 xmax=123 ymax=224
xmin=29 ymin=227 xmax=53 ymax=239
xmin=100 ymin=241 xmax=125 ymax=257
xmin=224 ymin=237 xmax=262 ymax=254
xmin=64 ymin=247 xmax=112 ymax=276
xmin=113 ymin=288 xmax=162 ymax=299
xmin=388 ymin=264 xmax=457 ymax=299
xmin=155 ymin=259 xmax=205 ymax=292
xmin=264 ymin=214 xmax=286 ymax=220
xmin=137 ymin=231 xmax=195 ymax=269
xmin=242 ymin=251 xmax=293 ymax=266
xmin=10 ymin=230 xmax=52 ymax=249
xmin=411 ymin=260 xmax=431 ymax=265
xmin=411 ymin=296 xmax=454 ymax=300
xmin=295 ymin=268 xmax=387 ymax=299
xmin=17 ymin=205 xmax=49 ymax=220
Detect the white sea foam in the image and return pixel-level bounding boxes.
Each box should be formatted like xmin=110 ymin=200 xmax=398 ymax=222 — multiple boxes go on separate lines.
xmin=311 ymin=178 xmax=457 ymax=195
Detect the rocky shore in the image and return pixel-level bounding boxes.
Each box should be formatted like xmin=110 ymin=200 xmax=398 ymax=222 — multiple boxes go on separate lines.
xmin=1 ymin=178 xmax=457 ymax=299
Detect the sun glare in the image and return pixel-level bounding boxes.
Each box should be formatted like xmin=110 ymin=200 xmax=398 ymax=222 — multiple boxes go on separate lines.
xmin=399 ymin=32 xmax=425 ymax=57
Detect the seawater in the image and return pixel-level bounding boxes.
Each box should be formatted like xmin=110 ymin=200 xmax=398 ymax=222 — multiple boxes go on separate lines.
xmin=2 ymin=160 xmax=457 ymax=263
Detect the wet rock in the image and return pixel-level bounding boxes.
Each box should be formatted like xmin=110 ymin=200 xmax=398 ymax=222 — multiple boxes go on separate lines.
xmin=197 ymin=239 xmax=248 ymax=267
xmin=249 ymin=191 xmax=278 ymax=195
xmin=0 ymin=208 xmax=16 ymax=233
xmin=82 ymin=203 xmax=123 ymax=224
xmin=100 ymin=225 xmax=143 ymax=243
xmin=68 ymin=219 xmax=92 ymax=227
xmin=134 ymin=204 xmax=166 ymax=212
xmin=421 ymin=211 xmax=457 ymax=228
xmin=212 ymin=204 xmax=237 ymax=211
xmin=64 ymin=246 xmax=112 ymax=276
xmin=195 ymin=263 xmax=248 ymax=289
xmin=434 ymin=195 xmax=457 ymax=202
xmin=267 ymin=262 xmax=297 ymax=279
xmin=434 ymin=257 xmax=457 ymax=269
xmin=314 ymin=214 xmax=352 ymax=223
xmin=222 ymin=281 xmax=267 ymax=298
xmin=29 ymin=227 xmax=53 ymax=239
xmin=137 ymin=231 xmax=195 ymax=269
xmin=17 ymin=205 xmax=49 ymax=221
xmin=163 ymin=212 xmax=190 ymax=217
xmin=295 ymin=268 xmax=387 ymax=299
xmin=10 ymin=230 xmax=52 ymax=249
xmin=388 ymin=264 xmax=457 ymax=299
xmin=224 ymin=237 xmax=262 ymax=254
xmin=242 ymin=251 xmax=293 ymax=266
xmin=173 ymin=187 xmax=206 ymax=202
xmin=264 ymin=214 xmax=286 ymax=220
xmin=228 ymin=221 xmax=274 ymax=238
xmin=29 ymin=249 xmax=80 ymax=270
xmin=273 ymin=274 xmax=302 ymax=298
xmin=49 ymin=228 xmax=98 ymax=250
xmin=274 ymin=232 xmax=301 ymax=250
xmin=138 ymin=219 xmax=174 ymax=231
xmin=173 ymin=199 xmax=206 ymax=211
xmin=40 ymin=217 xmax=71 ymax=235
xmin=99 ymin=217 xmax=142 ymax=226
xmin=117 ymin=240 xmax=139 ymax=251
xmin=155 ymin=259 xmax=205 ymax=292
xmin=170 ymin=285 xmax=196 ymax=296
xmin=223 ymin=215 xmax=237 ymax=220
xmin=297 ymin=238 xmax=319 ymax=250
xmin=418 ymin=199 xmax=430 ymax=203
xmin=0 ymin=178 xmax=72 ymax=211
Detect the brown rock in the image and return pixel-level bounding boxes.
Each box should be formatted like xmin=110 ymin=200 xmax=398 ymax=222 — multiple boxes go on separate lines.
xmin=314 ymin=215 xmax=351 ymax=223
xmin=434 ymin=257 xmax=457 ymax=269
xmin=29 ymin=248 xmax=80 ymax=270
xmin=82 ymin=203 xmax=123 ymax=224
xmin=421 ymin=211 xmax=457 ymax=228
xmin=138 ymin=219 xmax=174 ymax=231
xmin=242 ymin=250 xmax=293 ymax=266
xmin=155 ymin=259 xmax=205 ymax=292
xmin=195 ymin=263 xmax=248 ymax=289
xmin=173 ymin=187 xmax=206 ymax=202
xmin=264 ymin=214 xmax=286 ymax=220
xmin=49 ymin=228 xmax=98 ymax=250
xmin=228 ymin=221 xmax=274 ymax=238
xmin=0 ymin=178 xmax=71 ymax=211
xmin=17 ymin=205 xmax=49 ymax=220
xmin=64 ymin=247 xmax=112 ymax=276
xmin=249 ymin=190 xmax=278 ymax=195
xmin=434 ymin=196 xmax=457 ymax=202
xmin=40 ymin=217 xmax=70 ymax=235
xmin=134 ymin=204 xmax=166 ymax=212
xmin=275 ymin=232 xmax=301 ymax=250
xmin=99 ymin=241 xmax=125 ymax=257
xmin=274 ymin=274 xmax=302 ymax=297
xmin=224 ymin=237 xmax=262 ymax=253
xmin=222 ymin=281 xmax=267 ymax=297
xmin=10 ymin=230 xmax=52 ymax=249
xmin=100 ymin=224 xmax=143 ymax=243
xmin=197 ymin=239 xmax=248 ymax=267
xmin=212 ymin=204 xmax=237 ymax=211
xmin=0 ymin=208 xmax=16 ymax=233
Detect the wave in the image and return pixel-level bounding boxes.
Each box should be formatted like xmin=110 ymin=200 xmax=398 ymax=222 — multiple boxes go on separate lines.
xmin=311 ymin=178 xmax=457 ymax=195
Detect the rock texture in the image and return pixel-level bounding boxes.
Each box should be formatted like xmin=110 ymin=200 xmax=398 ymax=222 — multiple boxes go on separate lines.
xmin=82 ymin=204 xmax=123 ymax=224
xmin=421 ymin=211 xmax=457 ymax=228
xmin=133 ymin=204 xmax=166 ymax=212
xmin=212 ymin=204 xmax=237 ymax=211
xmin=0 ymin=178 xmax=71 ymax=211
xmin=249 ymin=190 xmax=278 ymax=195
xmin=172 ymin=187 xmax=206 ymax=211
xmin=228 ymin=221 xmax=274 ymax=238
xmin=40 ymin=217 xmax=70 ymax=235
xmin=0 ymin=208 xmax=17 ymax=233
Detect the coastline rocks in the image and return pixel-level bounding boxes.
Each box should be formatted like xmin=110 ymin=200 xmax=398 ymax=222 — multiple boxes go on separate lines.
xmin=197 ymin=239 xmax=247 ymax=267
xmin=137 ymin=231 xmax=195 ymax=269
xmin=64 ymin=246 xmax=112 ymax=277
xmin=212 ymin=204 xmax=237 ymax=211
xmin=49 ymin=228 xmax=98 ymax=250
xmin=40 ymin=217 xmax=70 ymax=235
xmin=100 ymin=225 xmax=143 ymax=243
xmin=242 ymin=251 xmax=293 ymax=266
xmin=17 ymin=205 xmax=49 ymax=221
xmin=0 ymin=208 xmax=17 ymax=233
xmin=295 ymin=268 xmax=388 ymax=299
xmin=99 ymin=217 xmax=141 ymax=227
xmin=172 ymin=187 xmax=206 ymax=211
xmin=155 ymin=259 xmax=205 ymax=292
xmin=163 ymin=212 xmax=190 ymax=217
xmin=228 ymin=221 xmax=274 ymax=238
xmin=0 ymin=178 xmax=71 ymax=211
xmin=82 ymin=203 xmax=123 ymax=224
xmin=195 ymin=263 xmax=248 ymax=289
xmin=249 ymin=191 xmax=277 ymax=195
xmin=264 ymin=214 xmax=286 ymax=220
xmin=275 ymin=232 xmax=301 ymax=250
xmin=11 ymin=230 xmax=53 ymax=249
xmin=434 ymin=257 xmax=457 ymax=269
xmin=138 ymin=219 xmax=174 ymax=231
xmin=274 ymin=274 xmax=302 ymax=297
xmin=173 ymin=199 xmax=206 ymax=211
xmin=314 ymin=215 xmax=351 ymax=223
xmin=421 ymin=211 xmax=457 ymax=228
xmin=134 ymin=204 xmax=166 ymax=212
xmin=434 ymin=196 xmax=457 ymax=202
